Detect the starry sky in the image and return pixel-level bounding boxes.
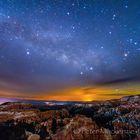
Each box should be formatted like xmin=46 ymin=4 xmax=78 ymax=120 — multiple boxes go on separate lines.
xmin=0 ymin=0 xmax=140 ymax=101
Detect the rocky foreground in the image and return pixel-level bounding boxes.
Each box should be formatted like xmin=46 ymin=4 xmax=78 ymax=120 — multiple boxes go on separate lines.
xmin=0 ymin=95 xmax=140 ymax=140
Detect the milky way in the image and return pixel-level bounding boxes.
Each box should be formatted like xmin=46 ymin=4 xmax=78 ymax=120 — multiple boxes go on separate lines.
xmin=0 ymin=0 xmax=140 ymax=97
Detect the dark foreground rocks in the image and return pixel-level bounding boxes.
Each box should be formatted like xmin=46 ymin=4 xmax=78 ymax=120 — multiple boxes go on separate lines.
xmin=0 ymin=95 xmax=140 ymax=140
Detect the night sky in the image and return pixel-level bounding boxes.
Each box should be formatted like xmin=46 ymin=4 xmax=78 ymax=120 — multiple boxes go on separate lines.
xmin=0 ymin=0 xmax=140 ymax=101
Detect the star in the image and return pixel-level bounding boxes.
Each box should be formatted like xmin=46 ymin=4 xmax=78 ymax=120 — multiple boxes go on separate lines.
xmin=80 ymin=72 xmax=83 ymax=75
xmin=125 ymin=5 xmax=128 ymax=9
xmin=124 ymin=53 xmax=128 ymax=57
xmin=72 ymin=3 xmax=75 ymax=6
xmin=83 ymin=6 xmax=86 ymax=9
xmin=26 ymin=51 xmax=30 ymax=55
xmin=89 ymin=67 xmax=93 ymax=71
xmin=112 ymin=14 xmax=116 ymax=20
xmin=134 ymin=42 xmax=138 ymax=45
xmin=66 ymin=12 xmax=70 ymax=16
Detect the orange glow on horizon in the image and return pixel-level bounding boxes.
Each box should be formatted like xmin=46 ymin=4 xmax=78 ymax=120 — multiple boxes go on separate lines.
xmin=34 ymin=84 xmax=140 ymax=101
xmin=0 ymin=84 xmax=140 ymax=101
